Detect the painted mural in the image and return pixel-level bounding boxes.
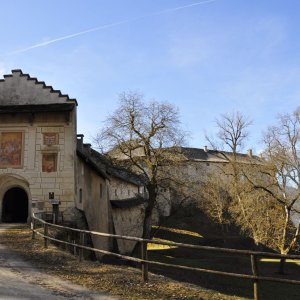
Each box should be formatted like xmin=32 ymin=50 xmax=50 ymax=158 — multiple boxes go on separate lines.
xmin=0 ymin=132 xmax=23 ymax=168
xmin=43 ymin=133 xmax=58 ymax=145
xmin=42 ymin=153 xmax=57 ymax=172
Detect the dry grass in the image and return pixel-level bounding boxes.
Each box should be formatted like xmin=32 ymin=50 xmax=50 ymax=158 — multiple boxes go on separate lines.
xmin=0 ymin=224 xmax=245 ymax=300
xmin=152 ymin=226 xmax=203 ymax=238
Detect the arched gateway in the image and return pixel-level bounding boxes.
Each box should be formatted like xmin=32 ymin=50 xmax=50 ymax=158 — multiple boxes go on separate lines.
xmin=2 ymin=188 xmax=28 ymax=223
xmin=0 ymin=175 xmax=31 ymax=223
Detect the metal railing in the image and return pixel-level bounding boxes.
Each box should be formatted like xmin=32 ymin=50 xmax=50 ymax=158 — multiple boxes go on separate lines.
xmin=31 ymin=213 xmax=300 ymax=300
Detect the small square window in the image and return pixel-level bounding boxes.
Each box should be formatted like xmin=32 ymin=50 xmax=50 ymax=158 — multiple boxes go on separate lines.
xmin=100 ymin=184 xmax=103 ymax=199
xmin=79 ymin=188 xmax=83 ymax=203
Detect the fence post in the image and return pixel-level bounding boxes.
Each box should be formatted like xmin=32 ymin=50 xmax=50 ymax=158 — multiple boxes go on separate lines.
xmin=44 ymin=223 xmax=49 ymax=249
xmin=79 ymin=232 xmax=85 ymax=262
xmin=31 ymin=218 xmax=36 ymax=240
xmin=141 ymin=241 xmax=149 ymax=282
xmin=251 ymin=254 xmax=259 ymax=300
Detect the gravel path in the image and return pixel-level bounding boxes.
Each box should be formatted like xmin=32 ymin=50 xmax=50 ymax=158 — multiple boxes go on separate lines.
xmin=0 ymin=224 xmax=119 ymax=300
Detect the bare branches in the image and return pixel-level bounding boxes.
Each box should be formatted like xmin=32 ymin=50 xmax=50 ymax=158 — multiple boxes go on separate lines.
xmin=95 ymin=91 xmax=187 ymax=238
xmin=207 ymin=111 xmax=252 ymax=154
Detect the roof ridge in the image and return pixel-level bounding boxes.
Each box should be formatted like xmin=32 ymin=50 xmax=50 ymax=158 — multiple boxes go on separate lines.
xmin=1 ymin=69 xmax=78 ymax=106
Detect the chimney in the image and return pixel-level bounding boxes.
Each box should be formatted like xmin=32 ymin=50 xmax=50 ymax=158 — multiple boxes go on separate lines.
xmin=85 ymin=143 xmax=92 ymax=155
xmin=77 ymin=134 xmax=84 ymax=151
xmin=204 ymin=146 xmax=208 ymax=152
xmin=247 ymin=149 xmax=253 ymax=157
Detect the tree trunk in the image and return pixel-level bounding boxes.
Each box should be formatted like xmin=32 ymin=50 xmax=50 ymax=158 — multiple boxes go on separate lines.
xmin=142 ymin=184 xmax=157 ymax=239
xmin=278 ymin=257 xmax=286 ymax=275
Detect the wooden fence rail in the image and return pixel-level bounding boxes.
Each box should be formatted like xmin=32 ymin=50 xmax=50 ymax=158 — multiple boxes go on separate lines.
xmin=31 ymin=214 xmax=300 ymax=300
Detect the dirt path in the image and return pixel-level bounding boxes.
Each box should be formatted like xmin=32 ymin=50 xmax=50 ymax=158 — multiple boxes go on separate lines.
xmin=0 ymin=224 xmax=119 ymax=300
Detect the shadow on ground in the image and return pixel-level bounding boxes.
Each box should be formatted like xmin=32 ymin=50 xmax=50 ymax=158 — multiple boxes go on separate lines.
xmin=148 ymin=206 xmax=300 ymax=300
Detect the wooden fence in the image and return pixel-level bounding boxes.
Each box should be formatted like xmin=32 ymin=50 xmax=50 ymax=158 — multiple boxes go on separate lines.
xmin=31 ymin=213 xmax=300 ymax=300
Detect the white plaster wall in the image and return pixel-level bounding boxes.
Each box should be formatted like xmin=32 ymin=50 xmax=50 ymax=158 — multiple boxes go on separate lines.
xmin=76 ymin=158 xmax=111 ymax=253
xmin=112 ymin=205 xmax=145 ymax=254
xmin=0 ymin=111 xmax=76 ymax=220
xmin=109 ymin=177 xmax=140 ymax=200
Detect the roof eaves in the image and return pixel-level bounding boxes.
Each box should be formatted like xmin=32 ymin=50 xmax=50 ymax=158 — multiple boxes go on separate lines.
xmin=76 ymin=149 xmax=108 ymax=179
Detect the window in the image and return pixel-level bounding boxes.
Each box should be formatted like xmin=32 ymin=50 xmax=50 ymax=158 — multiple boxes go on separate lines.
xmin=100 ymin=184 xmax=103 ymax=199
xmin=79 ymin=188 xmax=82 ymax=203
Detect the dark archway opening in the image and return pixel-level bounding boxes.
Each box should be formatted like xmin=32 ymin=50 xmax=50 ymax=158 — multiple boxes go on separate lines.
xmin=2 ymin=187 xmax=28 ymax=223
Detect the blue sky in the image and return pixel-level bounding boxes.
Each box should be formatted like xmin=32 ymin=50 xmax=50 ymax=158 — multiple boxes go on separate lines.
xmin=1 ymin=0 xmax=300 ymax=154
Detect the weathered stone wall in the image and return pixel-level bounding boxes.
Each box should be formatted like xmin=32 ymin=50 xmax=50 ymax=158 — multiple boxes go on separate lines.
xmin=112 ymin=205 xmax=145 ymax=254
xmin=0 ymin=70 xmax=77 ymax=221
xmin=109 ymin=176 xmax=141 ymax=200
xmin=76 ymin=157 xmax=111 ymax=252
xmin=0 ymin=111 xmax=77 ymax=220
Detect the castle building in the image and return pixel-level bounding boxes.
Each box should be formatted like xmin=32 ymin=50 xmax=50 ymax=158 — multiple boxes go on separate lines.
xmin=0 ymin=69 xmax=146 ymax=254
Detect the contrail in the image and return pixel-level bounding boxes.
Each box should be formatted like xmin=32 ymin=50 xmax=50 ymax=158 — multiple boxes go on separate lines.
xmin=10 ymin=20 xmax=138 ymax=54
xmin=11 ymin=0 xmax=218 ymax=55
xmin=154 ymin=0 xmax=218 ymax=14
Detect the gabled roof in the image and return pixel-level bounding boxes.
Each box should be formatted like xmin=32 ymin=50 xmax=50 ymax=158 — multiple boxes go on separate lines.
xmin=180 ymin=147 xmax=208 ymax=160
xmin=110 ymin=196 xmax=146 ymax=208
xmin=88 ymin=147 xmax=144 ymax=186
xmin=76 ymin=142 xmax=145 ymax=185
xmin=0 ymin=69 xmax=77 ymax=107
xmin=76 ymin=145 xmax=108 ymax=180
xmin=180 ymin=147 xmax=260 ymax=163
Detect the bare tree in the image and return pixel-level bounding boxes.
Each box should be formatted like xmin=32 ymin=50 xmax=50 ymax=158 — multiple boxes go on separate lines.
xmin=96 ymin=92 xmax=186 ymax=239
xmin=196 ymin=174 xmax=232 ymax=231
xmin=205 ymin=112 xmax=261 ymax=239
xmin=207 ymin=109 xmax=300 ymax=273
xmin=247 ymin=108 xmax=300 ymax=272
xmin=206 ymin=111 xmax=252 ymax=154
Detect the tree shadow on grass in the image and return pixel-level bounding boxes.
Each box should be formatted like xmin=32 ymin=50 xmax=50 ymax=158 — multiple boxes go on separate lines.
xmin=148 ymin=252 xmax=300 ymax=300
xmin=148 ymin=206 xmax=300 ymax=299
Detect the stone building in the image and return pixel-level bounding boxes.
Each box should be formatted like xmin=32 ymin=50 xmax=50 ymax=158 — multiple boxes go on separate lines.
xmin=0 ymin=69 xmax=77 ymax=222
xmin=0 ymin=69 xmax=260 ymax=254
xmin=0 ymin=69 xmax=146 ymax=254
xmin=76 ymin=138 xmax=146 ymax=254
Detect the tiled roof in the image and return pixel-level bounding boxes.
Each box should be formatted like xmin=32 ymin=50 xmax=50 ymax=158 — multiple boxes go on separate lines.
xmin=91 ymin=148 xmax=144 ymax=185
xmin=77 ymin=142 xmax=144 ymax=185
xmin=180 ymin=147 xmax=260 ymax=163
xmin=76 ymin=145 xmax=108 ymax=179
xmin=180 ymin=148 xmax=208 ymax=160
xmin=110 ymin=196 xmax=146 ymax=208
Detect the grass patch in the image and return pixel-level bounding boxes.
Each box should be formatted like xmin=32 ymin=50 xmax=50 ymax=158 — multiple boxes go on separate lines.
xmin=152 ymin=226 xmax=203 ymax=238
xmin=147 ymin=238 xmax=178 ymax=251
xmin=260 ymin=258 xmax=300 ymax=266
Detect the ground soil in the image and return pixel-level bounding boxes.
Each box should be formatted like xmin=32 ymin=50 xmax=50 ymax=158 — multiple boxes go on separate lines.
xmin=0 ymin=223 xmax=245 ymax=300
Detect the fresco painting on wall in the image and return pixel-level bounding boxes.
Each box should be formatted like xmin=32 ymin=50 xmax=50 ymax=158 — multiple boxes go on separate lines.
xmin=0 ymin=132 xmax=23 ymax=168
xmin=43 ymin=133 xmax=58 ymax=145
xmin=42 ymin=153 xmax=57 ymax=172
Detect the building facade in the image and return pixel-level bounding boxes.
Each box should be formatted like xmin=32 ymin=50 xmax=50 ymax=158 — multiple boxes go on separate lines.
xmin=0 ymin=69 xmax=77 ymax=222
xmin=0 ymin=69 xmax=147 ymax=254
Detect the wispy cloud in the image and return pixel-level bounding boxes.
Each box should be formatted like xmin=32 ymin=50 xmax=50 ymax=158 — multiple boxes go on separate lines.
xmin=10 ymin=0 xmax=219 ymax=55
